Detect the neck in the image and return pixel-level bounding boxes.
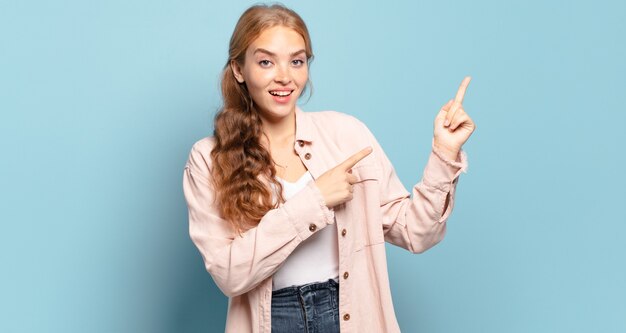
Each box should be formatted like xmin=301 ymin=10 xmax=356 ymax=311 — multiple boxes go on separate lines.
xmin=260 ymin=109 xmax=297 ymax=148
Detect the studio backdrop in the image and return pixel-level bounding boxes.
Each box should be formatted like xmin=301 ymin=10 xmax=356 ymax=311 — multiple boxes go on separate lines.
xmin=1 ymin=0 xmax=624 ymax=332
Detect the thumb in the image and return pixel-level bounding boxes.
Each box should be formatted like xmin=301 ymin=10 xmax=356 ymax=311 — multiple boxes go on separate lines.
xmin=435 ymin=99 xmax=454 ymax=124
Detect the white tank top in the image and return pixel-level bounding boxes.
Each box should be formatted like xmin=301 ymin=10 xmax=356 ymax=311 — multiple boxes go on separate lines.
xmin=272 ymin=171 xmax=339 ymax=290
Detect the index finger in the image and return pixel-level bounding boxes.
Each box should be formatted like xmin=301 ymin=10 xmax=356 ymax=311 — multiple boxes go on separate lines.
xmin=454 ymin=76 xmax=472 ymax=104
xmin=338 ymin=146 xmax=373 ymax=171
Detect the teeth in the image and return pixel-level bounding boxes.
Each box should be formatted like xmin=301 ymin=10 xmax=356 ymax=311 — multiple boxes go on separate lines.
xmin=270 ymin=90 xmax=292 ymax=97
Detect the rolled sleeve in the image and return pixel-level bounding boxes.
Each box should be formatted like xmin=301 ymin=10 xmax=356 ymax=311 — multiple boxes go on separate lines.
xmin=422 ymin=138 xmax=468 ymax=193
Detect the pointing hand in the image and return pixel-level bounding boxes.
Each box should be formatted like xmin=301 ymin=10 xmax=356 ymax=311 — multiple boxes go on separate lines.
xmin=433 ymin=76 xmax=476 ymax=159
xmin=314 ymin=147 xmax=373 ymax=208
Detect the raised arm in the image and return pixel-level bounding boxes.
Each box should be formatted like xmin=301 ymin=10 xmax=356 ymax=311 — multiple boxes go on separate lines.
xmin=372 ymin=128 xmax=468 ymax=253
xmin=373 ymin=77 xmax=474 ymax=253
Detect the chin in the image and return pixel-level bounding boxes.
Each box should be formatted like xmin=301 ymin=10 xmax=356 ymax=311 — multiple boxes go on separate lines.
xmin=259 ymin=104 xmax=296 ymax=120
xmin=256 ymin=92 xmax=301 ymax=120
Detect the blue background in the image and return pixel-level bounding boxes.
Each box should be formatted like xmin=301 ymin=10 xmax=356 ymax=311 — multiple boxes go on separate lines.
xmin=1 ymin=0 xmax=625 ymax=332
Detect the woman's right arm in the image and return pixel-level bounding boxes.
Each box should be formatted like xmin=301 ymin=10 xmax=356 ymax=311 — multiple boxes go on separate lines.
xmin=182 ymin=141 xmax=334 ymax=297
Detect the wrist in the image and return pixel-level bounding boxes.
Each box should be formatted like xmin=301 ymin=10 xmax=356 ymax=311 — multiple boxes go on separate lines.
xmin=433 ymin=141 xmax=460 ymax=161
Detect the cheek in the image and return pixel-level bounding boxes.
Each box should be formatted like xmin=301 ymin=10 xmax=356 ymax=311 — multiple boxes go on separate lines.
xmin=244 ymin=69 xmax=272 ymax=92
xmin=295 ymin=68 xmax=309 ymax=86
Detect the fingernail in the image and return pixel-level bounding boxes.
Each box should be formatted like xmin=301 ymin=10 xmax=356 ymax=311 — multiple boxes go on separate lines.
xmin=444 ymin=119 xmax=450 ymax=127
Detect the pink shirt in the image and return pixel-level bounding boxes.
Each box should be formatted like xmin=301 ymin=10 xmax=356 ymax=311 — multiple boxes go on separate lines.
xmin=182 ymin=107 xmax=468 ymax=332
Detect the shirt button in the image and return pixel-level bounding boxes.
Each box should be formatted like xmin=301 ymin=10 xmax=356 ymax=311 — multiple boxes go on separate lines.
xmin=341 ymin=229 xmax=347 ymax=237
xmin=343 ymin=271 xmax=349 ymax=279
xmin=304 ymin=153 xmax=311 ymax=160
xmin=343 ymin=313 xmax=350 ymax=321
xmin=297 ymin=140 xmax=305 ymax=147
xmin=309 ymin=224 xmax=317 ymax=232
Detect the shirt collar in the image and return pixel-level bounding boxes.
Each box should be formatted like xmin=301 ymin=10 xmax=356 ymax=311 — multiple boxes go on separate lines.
xmin=295 ymin=106 xmax=314 ymax=143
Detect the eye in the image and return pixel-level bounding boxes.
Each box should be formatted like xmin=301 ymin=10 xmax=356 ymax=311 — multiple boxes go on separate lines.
xmin=258 ymin=60 xmax=272 ymax=67
xmin=291 ymin=59 xmax=305 ymax=67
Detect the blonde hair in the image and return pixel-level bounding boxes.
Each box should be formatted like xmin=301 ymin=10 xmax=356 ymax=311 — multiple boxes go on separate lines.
xmin=211 ymin=4 xmax=314 ymax=234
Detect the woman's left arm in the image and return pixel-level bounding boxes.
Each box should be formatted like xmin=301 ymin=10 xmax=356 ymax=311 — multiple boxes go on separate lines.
xmin=374 ymin=135 xmax=468 ymax=253
xmin=369 ymin=76 xmax=476 ymax=253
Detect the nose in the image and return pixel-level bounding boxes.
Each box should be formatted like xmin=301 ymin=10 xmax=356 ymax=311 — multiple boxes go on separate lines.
xmin=274 ymin=64 xmax=291 ymax=84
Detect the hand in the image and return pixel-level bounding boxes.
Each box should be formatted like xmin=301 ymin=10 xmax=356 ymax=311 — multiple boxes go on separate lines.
xmin=433 ymin=76 xmax=476 ymax=159
xmin=314 ymin=147 xmax=373 ymax=208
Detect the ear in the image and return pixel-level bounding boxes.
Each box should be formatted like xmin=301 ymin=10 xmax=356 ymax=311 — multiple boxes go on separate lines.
xmin=230 ymin=60 xmax=245 ymax=83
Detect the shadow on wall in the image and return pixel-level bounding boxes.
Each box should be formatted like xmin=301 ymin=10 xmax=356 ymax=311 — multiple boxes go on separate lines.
xmin=166 ymin=193 xmax=228 ymax=333
xmin=167 ymin=252 xmax=228 ymax=333
xmin=160 ymin=143 xmax=228 ymax=333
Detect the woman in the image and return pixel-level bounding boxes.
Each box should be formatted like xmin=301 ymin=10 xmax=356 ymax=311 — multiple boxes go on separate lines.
xmin=183 ymin=4 xmax=475 ymax=333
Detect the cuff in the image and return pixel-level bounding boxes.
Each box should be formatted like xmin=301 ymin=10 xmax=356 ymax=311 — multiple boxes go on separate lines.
xmin=281 ymin=181 xmax=335 ymax=241
xmin=422 ymin=138 xmax=469 ymax=192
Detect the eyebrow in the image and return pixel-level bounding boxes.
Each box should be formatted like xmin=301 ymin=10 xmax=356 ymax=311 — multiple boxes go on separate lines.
xmin=253 ymin=48 xmax=306 ymax=57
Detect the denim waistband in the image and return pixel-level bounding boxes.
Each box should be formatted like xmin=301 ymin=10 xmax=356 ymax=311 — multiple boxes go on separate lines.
xmin=272 ymin=278 xmax=339 ymax=297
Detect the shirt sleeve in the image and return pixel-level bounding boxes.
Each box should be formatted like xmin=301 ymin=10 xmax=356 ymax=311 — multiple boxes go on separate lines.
xmin=358 ymin=122 xmax=468 ymax=254
xmin=182 ymin=144 xmax=335 ymax=297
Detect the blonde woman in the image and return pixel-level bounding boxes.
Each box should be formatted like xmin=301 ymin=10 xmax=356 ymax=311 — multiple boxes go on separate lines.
xmin=183 ymin=4 xmax=475 ymax=332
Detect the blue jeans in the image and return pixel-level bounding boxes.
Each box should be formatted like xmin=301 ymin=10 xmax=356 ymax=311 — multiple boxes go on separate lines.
xmin=271 ymin=278 xmax=340 ymax=333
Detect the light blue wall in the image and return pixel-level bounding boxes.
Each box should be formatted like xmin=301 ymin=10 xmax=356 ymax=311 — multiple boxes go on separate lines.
xmin=1 ymin=0 xmax=624 ymax=332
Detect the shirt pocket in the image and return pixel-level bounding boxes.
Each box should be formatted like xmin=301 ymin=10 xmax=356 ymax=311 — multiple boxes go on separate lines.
xmin=349 ymin=165 xmax=385 ymax=251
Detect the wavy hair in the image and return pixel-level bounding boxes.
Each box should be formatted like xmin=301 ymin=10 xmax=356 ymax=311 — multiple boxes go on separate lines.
xmin=210 ymin=4 xmax=314 ymax=234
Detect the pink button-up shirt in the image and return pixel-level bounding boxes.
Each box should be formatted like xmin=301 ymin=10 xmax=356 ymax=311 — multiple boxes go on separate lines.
xmin=182 ymin=107 xmax=468 ymax=332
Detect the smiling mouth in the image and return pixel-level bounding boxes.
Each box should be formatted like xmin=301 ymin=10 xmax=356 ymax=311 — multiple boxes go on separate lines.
xmin=269 ymin=90 xmax=293 ymax=97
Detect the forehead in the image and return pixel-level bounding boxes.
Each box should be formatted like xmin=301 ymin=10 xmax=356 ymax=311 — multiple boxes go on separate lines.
xmin=247 ymin=25 xmax=306 ymax=55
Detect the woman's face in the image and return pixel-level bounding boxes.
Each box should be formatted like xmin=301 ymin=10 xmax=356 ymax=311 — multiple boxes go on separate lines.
xmin=232 ymin=25 xmax=309 ymax=122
